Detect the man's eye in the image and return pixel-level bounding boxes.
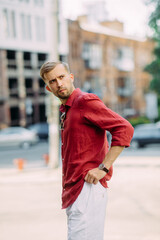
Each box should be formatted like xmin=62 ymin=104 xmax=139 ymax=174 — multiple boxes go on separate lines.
xmin=50 ymin=80 xmax=55 ymax=84
xmin=59 ymin=75 xmax=64 ymax=79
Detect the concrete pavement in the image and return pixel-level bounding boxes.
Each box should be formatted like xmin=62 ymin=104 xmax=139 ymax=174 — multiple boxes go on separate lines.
xmin=0 ymin=156 xmax=160 ymax=240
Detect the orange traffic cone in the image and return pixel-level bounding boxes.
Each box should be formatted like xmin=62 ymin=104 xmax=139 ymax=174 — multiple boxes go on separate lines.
xmin=42 ymin=154 xmax=49 ymax=165
xmin=13 ymin=158 xmax=26 ymax=170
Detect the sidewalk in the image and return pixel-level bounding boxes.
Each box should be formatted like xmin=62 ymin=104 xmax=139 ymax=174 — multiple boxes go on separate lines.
xmin=0 ymin=166 xmax=62 ymax=184
xmin=1 ymin=155 xmax=159 ymax=182
xmin=1 ymin=156 xmax=160 ymax=240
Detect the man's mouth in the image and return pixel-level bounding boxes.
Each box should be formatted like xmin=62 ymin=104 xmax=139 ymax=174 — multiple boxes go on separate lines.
xmin=59 ymin=88 xmax=66 ymax=93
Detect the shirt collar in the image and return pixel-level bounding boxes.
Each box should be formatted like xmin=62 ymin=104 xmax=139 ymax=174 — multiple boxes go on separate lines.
xmin=60 ymin=88 xmax=81 ymax=112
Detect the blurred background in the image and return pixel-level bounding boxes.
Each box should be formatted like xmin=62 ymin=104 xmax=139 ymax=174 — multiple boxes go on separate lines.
xmin=0 ymin=0 xmax=160 ymax=168
xmin=0 ymin=1 xmax=160 ymax=240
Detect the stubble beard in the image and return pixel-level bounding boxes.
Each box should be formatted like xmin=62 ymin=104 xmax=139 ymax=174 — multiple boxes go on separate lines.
xmin=58 ymin=91 xmax=70 ymax=99
xmin=57 ymin=86 xmax=73 ymax=100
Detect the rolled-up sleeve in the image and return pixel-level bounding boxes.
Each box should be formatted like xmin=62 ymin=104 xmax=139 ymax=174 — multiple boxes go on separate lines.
xmin=81 ymin=94 xmax=134 ymax=147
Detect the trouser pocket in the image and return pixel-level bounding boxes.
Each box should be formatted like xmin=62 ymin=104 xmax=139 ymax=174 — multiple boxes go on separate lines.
xmin=66 ymin=182 xmax=91 ymax=216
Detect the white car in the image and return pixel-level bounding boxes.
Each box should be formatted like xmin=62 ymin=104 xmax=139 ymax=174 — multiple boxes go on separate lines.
xmin=0 ymin=127 xmax=39 ymax=149
xmin=130 ymin=123 xmax=160 ymax=148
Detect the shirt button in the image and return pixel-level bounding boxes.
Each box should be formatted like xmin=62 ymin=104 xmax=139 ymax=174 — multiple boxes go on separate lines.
xmin=63 ymin=188 xmax=65 ymax=191
xmin=62 ymin=158 xmax=64 ymax=161
xmin=62 ymin=143 xmax=63 ymax=145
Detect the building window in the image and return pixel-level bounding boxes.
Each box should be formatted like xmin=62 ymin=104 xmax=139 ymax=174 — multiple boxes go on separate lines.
xmin=21 ymin=14 xmax=32 ymax=40
xmin=10 ymin=107 xmax=20 ymax=126
xmin=9 ymin=78 xmax=18 ymax=89
xmin=11 ymin=11 xmax=16 ymax=38
xmin=7 ymin=50 xmax=16 ymax=60
xmin=8 ymin=78 xmax=18 ymax=97
xmin=39 ymin=78 xmax=45 ymax=88
xmin=117 ymin=77 xmax=133 ymax=97
xmin=7 ymin=50 xmax=17 ymax=69
xmin=24 ymin=51 xmax=31 ymax=60
xmin=2 ymin=9 xmax=9 ymax=38
xmin=25 ymin=78 xmax=33 ymax=96
xmin=39 ymin=104 xmax=46 ymax=122
xmin=38 ymin=53 xmax=47 ymax=68
xmin=38 ymin=53 xmax=46 ymax=61
xmin=82 ymin=42 xmax=102 ymax=69
xmin=114 ymin=47 xmax=134 ymax=72
xmin=35 ymin=17 xmax=46 ymax=42
xmin=23 ymin=52 xmax=32 ymax=69
xmin=39 ymin=78 xmax=45 ymax=95
xmin=2 ymin=9 xmax=16 ymax=39
xmin=25 ymin=78 xmax=32 ymax=88
xmin=83 ymin=75 xmax=103 ymax=98
xmin=25 ymin=98 xmax=33 ymax=119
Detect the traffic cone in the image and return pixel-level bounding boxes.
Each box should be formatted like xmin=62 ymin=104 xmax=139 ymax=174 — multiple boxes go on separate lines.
xmin=13 ymin=158 xmax=26 ymax=170
xmin=42 ymin=154 xmax=49 ymax=165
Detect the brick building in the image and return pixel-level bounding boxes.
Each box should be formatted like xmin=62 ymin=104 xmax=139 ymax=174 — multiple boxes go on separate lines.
xmin=67 ymin=17 xmax=154 ymax=117
xmin=0 ymin=0 xmax=58 ymax=128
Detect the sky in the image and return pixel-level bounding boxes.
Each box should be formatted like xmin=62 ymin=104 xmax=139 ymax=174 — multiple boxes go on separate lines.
xmin=61 ymin=0 xmax=153 ymax=38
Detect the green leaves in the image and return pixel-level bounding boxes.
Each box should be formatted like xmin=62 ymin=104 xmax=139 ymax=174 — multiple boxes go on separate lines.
xmin=145 ymin=59 xmax=160 ymax=74
xmin=144 ymin=0 xmax=160 ymax=94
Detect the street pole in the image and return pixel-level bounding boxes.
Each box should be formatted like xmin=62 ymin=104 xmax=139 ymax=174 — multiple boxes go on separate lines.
xmin=47 ymin=0 xmax=60 ymax=168
xmin=47 ymin=95 xmax=60 ymax=168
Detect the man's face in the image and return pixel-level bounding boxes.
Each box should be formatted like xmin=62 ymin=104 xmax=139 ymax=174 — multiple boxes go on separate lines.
xmin=44 ymin=64 xmax=75 ymax=104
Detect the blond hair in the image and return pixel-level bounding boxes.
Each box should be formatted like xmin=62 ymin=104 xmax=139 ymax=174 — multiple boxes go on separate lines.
xmin=40 ymin=61 xmax=70 ymax=81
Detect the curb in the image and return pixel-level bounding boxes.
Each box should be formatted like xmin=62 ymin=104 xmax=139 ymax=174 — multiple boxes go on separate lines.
xmin=0 ymin=156 xmax=160 ymax=184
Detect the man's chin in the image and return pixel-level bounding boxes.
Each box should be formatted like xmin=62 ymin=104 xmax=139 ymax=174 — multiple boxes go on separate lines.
xmin=58 ymin=93 xmax=69 ymax=99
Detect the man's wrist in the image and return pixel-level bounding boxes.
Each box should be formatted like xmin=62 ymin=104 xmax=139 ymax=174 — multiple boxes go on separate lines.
xmin=98 ymin=163 xmax=109 ymax=173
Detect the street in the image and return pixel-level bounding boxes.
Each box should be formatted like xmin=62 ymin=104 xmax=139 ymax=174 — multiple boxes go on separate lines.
xmin=0 ymin=155 xmax=160 ymax=240
xmin=0 ymin=142 xmax=160 ymax=240
xmin=0 ymin=141 xmax=50 ymax=168
xmin=0 ymin=141 xmax=160 ymax=169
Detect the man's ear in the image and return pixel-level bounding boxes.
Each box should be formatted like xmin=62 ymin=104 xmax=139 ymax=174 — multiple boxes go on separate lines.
xmin=46 ymin=85 xmax=52 ymax=92
xmin=70 ymin=73 xmax=74 ymax=82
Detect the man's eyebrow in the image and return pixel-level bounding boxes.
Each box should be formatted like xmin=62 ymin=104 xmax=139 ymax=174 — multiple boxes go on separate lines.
xmin=49 ymin=74 xmax=65 ymax=83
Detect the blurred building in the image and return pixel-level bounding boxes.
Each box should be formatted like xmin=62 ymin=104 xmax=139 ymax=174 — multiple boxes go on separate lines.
xmin=67 ymin=17 xmax=155 ymax=117
xmin=0 ymin=0 xmax=155 ymax=128
xmin=0 ymin=0 xmax=58 ymax=128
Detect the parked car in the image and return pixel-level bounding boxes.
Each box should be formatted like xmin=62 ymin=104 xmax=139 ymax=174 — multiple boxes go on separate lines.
xmin=130 ymin=123 xmax=160 ymax=148
xmin=0 ymin=127 xmax=39 ymax=149
xmin=27 ymin=122 xmax=49 ymax=139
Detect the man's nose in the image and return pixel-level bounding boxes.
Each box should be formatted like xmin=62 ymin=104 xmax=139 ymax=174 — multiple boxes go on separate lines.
xmin=57 ymin=79 xmax=62 ymax=87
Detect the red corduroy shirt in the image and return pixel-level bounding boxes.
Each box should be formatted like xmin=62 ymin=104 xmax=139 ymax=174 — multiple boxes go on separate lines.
xmin=60 ymin=88 xmax=134 ymax=209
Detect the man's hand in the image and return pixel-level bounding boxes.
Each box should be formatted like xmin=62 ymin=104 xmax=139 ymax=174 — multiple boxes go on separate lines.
xmin=84 ymin=147 xmax=125 ymax=185
xmin=84 ymin=168 xmax=106 ymax=185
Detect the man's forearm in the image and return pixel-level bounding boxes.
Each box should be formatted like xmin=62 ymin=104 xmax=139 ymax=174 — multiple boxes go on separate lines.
xmin=84 ymin=146 xmax=125 ymax=184
xmin=103 ymin=146 xmax=125 ymax=170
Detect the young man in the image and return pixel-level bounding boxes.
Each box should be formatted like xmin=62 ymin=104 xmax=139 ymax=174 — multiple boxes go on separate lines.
xmin=40 ymin=61 xmax=134 ymax=240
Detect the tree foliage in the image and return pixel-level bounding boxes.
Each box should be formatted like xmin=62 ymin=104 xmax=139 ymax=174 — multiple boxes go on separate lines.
xmin=145 ymin=0 xmax=160 ymax=93
xmin=148 ymin=0 xmax=160 ymax=40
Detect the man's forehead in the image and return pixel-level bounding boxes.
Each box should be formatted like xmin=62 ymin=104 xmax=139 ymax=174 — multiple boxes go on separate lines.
xmin=52 ymin=64 xmax=67 ymax=75
xmin=45 ymin=64 xmax=68 ymax=80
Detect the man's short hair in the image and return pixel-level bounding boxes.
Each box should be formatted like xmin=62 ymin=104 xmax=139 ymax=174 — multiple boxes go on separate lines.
xmin=40 ymin=61 xmax=70 ymax=81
